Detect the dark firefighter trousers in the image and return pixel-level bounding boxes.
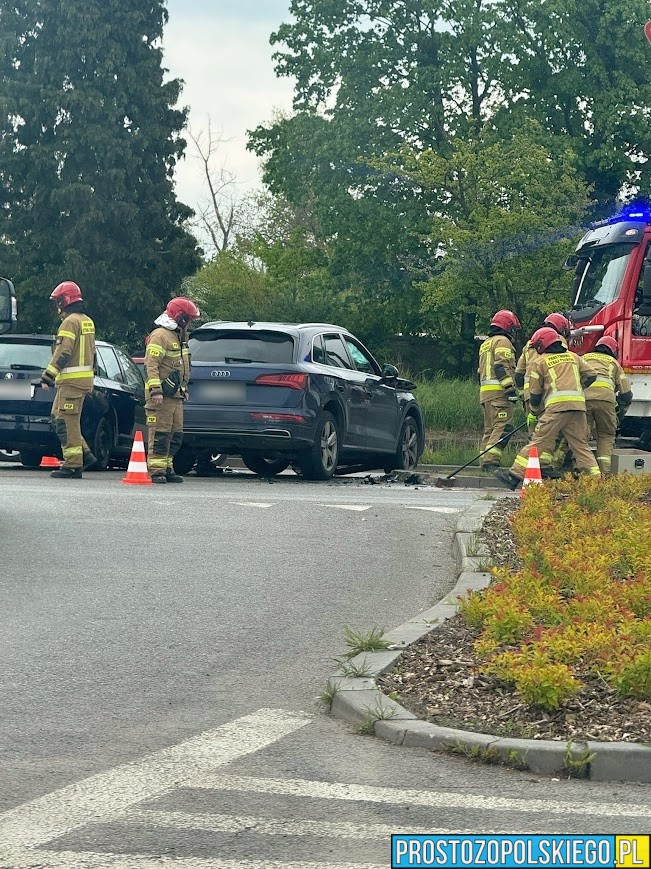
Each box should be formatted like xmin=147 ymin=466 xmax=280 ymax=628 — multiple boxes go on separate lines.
xmin=51 ymin=384 xmax=92 ymax=469
xmin=146 ymin=397 xmax=184 ymax=474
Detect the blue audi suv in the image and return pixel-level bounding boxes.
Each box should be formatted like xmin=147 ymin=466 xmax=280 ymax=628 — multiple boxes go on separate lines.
xmin=174 ymin=321 xmax=425 ymax=479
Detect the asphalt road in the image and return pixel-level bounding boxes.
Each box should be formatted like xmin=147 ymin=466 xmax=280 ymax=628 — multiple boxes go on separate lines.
xmin=0 ymin=466 xmax=649 ymax=867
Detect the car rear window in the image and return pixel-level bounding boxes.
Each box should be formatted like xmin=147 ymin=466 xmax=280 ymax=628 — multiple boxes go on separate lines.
xmin=189 ymin=330 xmax=296 ymax=364
xmin=0 ymin=341 xmax=51 ymax=370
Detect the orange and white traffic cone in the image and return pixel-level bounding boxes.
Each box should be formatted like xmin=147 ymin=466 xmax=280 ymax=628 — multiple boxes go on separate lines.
xmin=521 ymin=445 xmax=543 ymax=493
xmin=121 ymin=431 xmax=152 ymax=486
xmin=40 ymin=455 xmax=61 ymax=469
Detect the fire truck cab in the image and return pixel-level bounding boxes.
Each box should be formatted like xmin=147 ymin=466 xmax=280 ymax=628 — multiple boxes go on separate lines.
xmin=568 ymin=205 xmax=651 ymax=441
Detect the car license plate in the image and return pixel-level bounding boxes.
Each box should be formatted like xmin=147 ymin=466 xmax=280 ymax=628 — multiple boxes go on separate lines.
xmin=0 ymin=381 xmax=33 ymax=399
xmin=196 ymin=382 xmax=246 ymax=404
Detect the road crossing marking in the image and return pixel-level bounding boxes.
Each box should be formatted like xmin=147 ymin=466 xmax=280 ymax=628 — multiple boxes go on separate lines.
xmin=320 ymin=504 xmax=371 ymax=511
xmin=405 ymin=506 xmax=459 ymax=513
xmin=193 ymin=774 xmax=651 ymax=818
xmin=231 ymin=502 xmax=274 ymax=508
xmin=0 ymin=709 xmax=310 ymax=867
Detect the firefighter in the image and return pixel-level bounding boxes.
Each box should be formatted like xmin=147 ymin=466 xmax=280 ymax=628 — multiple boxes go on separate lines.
xmin=144 ymin=297 xmax=200 ymax=483
xmin=583 ymin=336 xmax=632 ymax=474
xmin=514 ymin=312 xmax=574 ymax=469
xmin=478 ymin=310 xmax=521 ymax=470
xmin=40 ymin=281 xmax=97 ymax=479
xmin=515 ymin=313 xmax=573 ymax=430
xmin=494 ymin=327 xmax=600 ymax=489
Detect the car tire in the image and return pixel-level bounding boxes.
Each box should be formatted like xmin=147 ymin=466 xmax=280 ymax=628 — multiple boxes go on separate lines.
xmin=195 ymin=452 xmax=226 ymax=477
xmin=299 ymin=411 xmax=340 ymax=480
xmin=92 ymin=416 xmax=114 ymax=471
xmin=173 ymin=447 xmax=197 ymax=476
xmin=241 ymin=453 xmax=291 ymax=477
xmin=20 ymin=449 xmax=44 ymax=468
xmin=384 ymin=416 xmax=420 ymax=473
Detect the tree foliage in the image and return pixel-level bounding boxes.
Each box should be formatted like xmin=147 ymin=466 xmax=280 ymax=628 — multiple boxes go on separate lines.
xmin=246 ymin=0 xmax=651 ymax=371
xmin=0 ymin=0 xmax=200 ymax=340
xmin=392 ymin=124 xmax=590 ymax=368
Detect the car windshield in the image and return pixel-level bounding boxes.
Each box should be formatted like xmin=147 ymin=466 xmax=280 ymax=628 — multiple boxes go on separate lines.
xmin=572 ymin=242 xmax=637 ymax=309
xmin=0 ymin=341 xmax=51 ymax=370
xmin=189 ymin=330 xmax=295 ymax=364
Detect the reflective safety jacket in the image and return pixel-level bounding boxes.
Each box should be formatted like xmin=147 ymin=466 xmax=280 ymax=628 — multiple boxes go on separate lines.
xmin=478 ymin=334 xmax=516 ymax=403
xmin=44 ymin=312 xmax=96 ymax=391
xmin=582 ymin=352 xmax=632 ymax=405
xmin=515 ymin=337 xmax=567 ymax=400
xmin=529 ymin=351 xmax=597 ymax=414
xmin=144 ymin=326 xmax=191 ymax=400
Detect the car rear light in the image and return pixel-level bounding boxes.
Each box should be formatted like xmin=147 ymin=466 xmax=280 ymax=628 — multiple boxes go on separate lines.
xmin=250 ymin=412 xmax=306 ymax=423
xmin=255 ymin=373 xmax=308 ymax=390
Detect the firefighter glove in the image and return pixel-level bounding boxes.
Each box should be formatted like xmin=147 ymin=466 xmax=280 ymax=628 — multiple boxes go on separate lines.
xmin=40 ymin=371 xmax=55 ymax=388
xmin=527 ymin=413 xmax=538 ymax=427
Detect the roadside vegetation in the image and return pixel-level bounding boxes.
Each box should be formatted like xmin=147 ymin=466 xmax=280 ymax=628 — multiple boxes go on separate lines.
xmin=414 ymin=374 xmax=525 ymax=466
xmin=381 ymin=476 xmax=651 ymax=742
xmin=464 ymin=476 xmax=651 ymax=708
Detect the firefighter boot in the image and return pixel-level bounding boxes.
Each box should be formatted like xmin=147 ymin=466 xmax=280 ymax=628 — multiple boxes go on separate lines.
xmin=165 ymin=468 xmax=184 ymax=483
xmin=151 ymin=471 xmax=167 ymax=484
xmin=50 ymin=467 xmax=83 ymax=479
xmin=493 ymin=469 xmax=520 ymax=490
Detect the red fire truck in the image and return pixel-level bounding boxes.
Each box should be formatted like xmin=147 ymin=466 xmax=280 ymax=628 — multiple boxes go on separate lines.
xmin=567 ymin=205 xmax=651 ymax=443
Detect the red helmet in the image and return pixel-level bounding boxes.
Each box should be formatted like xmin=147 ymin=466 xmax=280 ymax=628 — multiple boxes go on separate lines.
xmin=531 ymin=326 xmax=564 ymax=354
xmin=50 ymin=281 xmax=82 ymax=309
xmin=165 ymin=297 xmax=200 ymax=328
xmin=595 ymin=336 xmax=619 ymax=356
xmin=490 ymin=310 xmax=521 ymax=335
xmin=543 ymin=312 xmax=573 ymax=339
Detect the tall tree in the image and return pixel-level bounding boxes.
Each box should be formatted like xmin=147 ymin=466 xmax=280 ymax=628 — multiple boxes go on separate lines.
xmin=0 ymin=0 xmax=200 ymax=338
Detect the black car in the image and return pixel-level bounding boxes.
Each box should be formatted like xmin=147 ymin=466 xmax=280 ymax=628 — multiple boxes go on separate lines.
xmin=174 ymin=321 xmax=425 ymax=478
xmin=0 ymin=334 xmax=146 ymax=469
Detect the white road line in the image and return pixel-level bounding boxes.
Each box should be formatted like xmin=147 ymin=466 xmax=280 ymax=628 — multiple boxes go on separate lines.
xmin=124 ymin=809 xmax=555 ymax=839
xmin=1 ymin=853 xmax=385 ymax=869
xmin=0 ymin=709 xmax=310 ymax=865
xmin=193 ymin=774 xmax=651 ymax=819
xmin=321 ymin=505 xmax=371 ymax=511
xmin=231 ymin=502 xmax=275 ymax=508
xmin=405 ymin=506 xmax=458 ymax=513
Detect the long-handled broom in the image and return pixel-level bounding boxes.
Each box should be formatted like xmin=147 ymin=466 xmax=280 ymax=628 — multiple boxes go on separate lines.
xmin=434 ymin=420 xmax=529 ymax=488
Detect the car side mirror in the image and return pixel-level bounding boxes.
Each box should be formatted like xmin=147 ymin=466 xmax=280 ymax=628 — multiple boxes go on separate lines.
xmin=381 ymin=364 xmax=399 ymax=381
xmin=562 ymin=254 xmax=579 ymax=271
xmin=0 ymin=278 xmax=17 ymax=336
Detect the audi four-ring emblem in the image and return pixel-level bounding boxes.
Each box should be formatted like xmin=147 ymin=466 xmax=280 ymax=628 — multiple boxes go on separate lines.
xmin=211 ymin=370 xmax=231 ymax=377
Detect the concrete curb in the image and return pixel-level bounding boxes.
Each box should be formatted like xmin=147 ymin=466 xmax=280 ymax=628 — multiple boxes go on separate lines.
xmin=328 ymin=500 xmax=651 ymax=783
xmin=399 ymin=466 xmax=512 ymax=489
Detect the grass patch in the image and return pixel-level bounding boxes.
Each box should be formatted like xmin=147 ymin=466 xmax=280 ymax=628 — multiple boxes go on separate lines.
xmin=357 ymin=700 xmax=398 ymax=735
xmin=415 ymin=373 xmax=526 ymax=433
xmin=342 ymin=625 xmax=389 ymax=658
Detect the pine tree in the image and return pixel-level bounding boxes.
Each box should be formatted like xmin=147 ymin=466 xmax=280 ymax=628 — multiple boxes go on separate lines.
xmin=0 ymin=0 xmax=200 ymax=342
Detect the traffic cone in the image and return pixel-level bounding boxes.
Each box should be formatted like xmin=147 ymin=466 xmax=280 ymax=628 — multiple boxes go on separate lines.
xmin=121 ymin=431 xmax=152 ymax=486
xmin=40 ymin=455 xmax=61 ymax=469
xmin=521 ymin=445 xmax=543 ymax=493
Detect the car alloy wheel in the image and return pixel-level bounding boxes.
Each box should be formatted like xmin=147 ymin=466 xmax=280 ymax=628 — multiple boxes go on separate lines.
xmin=400 ymin=419 xmax=419 ymax=470
xmin=320 ymin=419 xmax=338 ymax=473
xmin=300 ymin=410 xmax=340 ymax=480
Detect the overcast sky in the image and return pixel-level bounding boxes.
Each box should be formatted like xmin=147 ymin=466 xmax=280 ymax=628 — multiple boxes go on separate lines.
xmin=162 ymin=0 xmax=295 ymax=215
